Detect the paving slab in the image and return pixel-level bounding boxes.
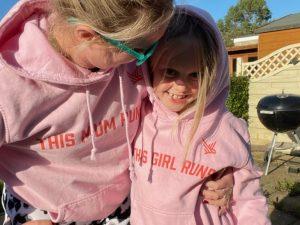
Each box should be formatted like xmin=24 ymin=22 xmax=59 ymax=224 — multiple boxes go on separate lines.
xmin=269 ymin=206 xmax=299 ymax=225
xmin=291 ymin=220 xmax=300 ymax=225
xmin=277 ymin=196 xmax=300 ymax=218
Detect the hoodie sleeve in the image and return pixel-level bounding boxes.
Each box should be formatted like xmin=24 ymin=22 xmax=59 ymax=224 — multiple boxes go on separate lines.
xmin=218 ymin=113 xmax=270 ymax=224
xmin=231 ymin=157 xmax=271 ymax=225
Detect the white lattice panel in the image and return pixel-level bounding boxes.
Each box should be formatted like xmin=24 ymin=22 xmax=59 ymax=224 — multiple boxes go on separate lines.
xmin=242 ymin=43 xmax=300 ymax=81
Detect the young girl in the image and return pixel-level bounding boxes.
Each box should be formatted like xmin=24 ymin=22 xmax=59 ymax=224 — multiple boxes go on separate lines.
xmin=0 ymin=0 xmax=174 ymax=224
xmin=130 ymin=6 xmax=271 ymax=225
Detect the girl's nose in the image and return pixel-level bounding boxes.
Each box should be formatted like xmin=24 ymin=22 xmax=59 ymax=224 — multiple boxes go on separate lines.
xmin=174 ymin=77 xmax=184 ymax=85
xmin=174 ymin=78 xmax=188 ymax=90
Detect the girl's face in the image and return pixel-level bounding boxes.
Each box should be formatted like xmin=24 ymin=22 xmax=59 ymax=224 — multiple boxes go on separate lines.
xmin=151 ymin=39 xmax=200 ymax=113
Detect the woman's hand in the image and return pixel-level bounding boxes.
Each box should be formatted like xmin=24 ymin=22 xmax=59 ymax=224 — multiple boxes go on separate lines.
xmin=201 ymin=167 xmax=234 ymax=215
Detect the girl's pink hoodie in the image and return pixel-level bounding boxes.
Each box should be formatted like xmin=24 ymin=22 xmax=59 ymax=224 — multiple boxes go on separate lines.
xmin=130 ymin=6 xmax=271 ymax=225
xmin=0 ymin=0 xmax=146 ymax=222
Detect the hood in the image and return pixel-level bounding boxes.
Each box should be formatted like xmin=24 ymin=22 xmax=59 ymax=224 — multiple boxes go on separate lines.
xmin=0 ymin=0 xmax=114 ymax=86
xmin=144 ymin=5 xmax=229 ymax=123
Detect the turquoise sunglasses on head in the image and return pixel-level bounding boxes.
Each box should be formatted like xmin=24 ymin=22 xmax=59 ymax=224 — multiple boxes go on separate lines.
xmin=68 ymin=17 xmax=159 ymax=66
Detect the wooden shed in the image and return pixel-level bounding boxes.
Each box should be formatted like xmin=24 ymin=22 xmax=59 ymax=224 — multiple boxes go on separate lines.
xmin=256 ymin=13 xmax=300 ymax=58
xmin=228 ymin=36 xmax=258 ymax=76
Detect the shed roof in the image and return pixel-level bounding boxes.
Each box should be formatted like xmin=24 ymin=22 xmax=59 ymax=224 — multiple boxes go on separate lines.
xmin=227 ymin=44 xmax=258 ymax=52
xmin=255 ymin=13 xmax=300 ymax=34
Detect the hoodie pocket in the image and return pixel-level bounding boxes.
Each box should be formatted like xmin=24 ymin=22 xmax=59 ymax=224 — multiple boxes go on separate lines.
xmin=49 ymin=176 xmax=130 ymax=223
xmin=131 ymin=196 xmax=196 ymax=225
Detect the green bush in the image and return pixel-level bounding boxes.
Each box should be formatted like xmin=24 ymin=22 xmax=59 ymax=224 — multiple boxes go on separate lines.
xmin=226 ymin=75 xmax=249 ymax=121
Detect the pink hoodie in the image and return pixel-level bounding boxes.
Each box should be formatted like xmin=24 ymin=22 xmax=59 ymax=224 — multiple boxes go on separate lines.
xmin=0 ymin=0 xmax=146 ymax=222
xmin=130 ymin=6 xmax=271 ymax=225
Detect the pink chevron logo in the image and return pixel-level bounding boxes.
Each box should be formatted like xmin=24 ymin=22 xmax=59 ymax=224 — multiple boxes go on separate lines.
xmin=127 ymin=68 xmax=144 ymax=84
xmin=202 ymin=139 xmax=216 ymax=154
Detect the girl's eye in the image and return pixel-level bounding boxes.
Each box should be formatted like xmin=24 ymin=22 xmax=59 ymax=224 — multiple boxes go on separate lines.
xmin=190 ymin=72 xmax=200 ymax=80
xmin=165 ymin=68 xmax=178 ymax=77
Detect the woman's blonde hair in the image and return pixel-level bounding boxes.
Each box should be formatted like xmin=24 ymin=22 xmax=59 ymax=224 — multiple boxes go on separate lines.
xmin=151 ymin=10 xmax=220 ymax=159
xmin=51 ymin=0 xmax=174 ymax=45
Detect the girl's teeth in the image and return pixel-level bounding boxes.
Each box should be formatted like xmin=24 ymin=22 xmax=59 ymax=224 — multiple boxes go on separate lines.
xmin=169 ymin=93 xmax=186 ymax=99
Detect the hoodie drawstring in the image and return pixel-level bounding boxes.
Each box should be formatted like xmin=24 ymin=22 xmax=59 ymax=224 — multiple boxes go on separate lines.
xmin=147 ymin=113 xmax=158 ymax=183
xmin=119 ymin=74 xmax=136 ymax=181
xmin=140 ymin=64 xmax=158 ymax=182
xmin=85 ymin=88 xmax=98 ymax=160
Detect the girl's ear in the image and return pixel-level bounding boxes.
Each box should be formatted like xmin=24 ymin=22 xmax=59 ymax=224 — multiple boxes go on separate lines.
xmin=73 ymin=25 xmax=98 ymax=42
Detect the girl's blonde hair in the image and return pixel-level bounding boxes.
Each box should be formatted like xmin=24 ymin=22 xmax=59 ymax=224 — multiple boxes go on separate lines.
xmin=51 ymin=0 xmax=174 ymax=45
xmin=151 ymin=10 xmax=220 ymax=158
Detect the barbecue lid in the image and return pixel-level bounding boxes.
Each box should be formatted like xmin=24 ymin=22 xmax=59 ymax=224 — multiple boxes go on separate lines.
xmin=257 ymin=92 xmax=300 ymax=112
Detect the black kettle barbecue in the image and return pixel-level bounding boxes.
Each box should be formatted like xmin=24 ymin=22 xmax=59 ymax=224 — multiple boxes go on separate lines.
xmin=257 ymin=93 xmax=300 ymax=132
xmin=257 ymin=92 xmax=300 ymax=175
